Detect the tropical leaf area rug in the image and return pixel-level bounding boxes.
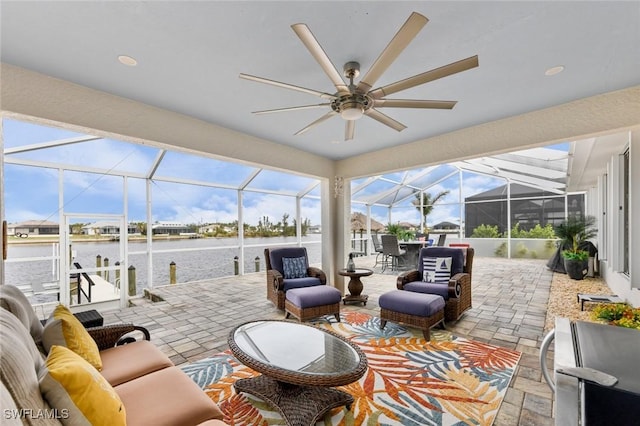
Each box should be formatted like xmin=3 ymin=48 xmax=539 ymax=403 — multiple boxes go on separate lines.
xmin=180 ymin=312 xmax=520 ymax=426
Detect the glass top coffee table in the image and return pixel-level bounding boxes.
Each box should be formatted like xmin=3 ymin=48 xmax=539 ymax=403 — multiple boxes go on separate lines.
xmin=228 ymin=320 xmax=368 ymax=425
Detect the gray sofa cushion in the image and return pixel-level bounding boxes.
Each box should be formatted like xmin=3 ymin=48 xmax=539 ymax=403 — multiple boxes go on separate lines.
xmin=0 ymin=284 xmax=44 ymax=346
xmin=1 ymin=380 xmax=23 ymax=425
xmin=0 ymin=309 xmax=60 ymax=426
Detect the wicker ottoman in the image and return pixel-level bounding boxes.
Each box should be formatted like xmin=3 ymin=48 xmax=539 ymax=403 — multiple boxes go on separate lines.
xmin=285 ymin=286 xmax=342 ymax=322
xmin=379 ymin=290 xmax=445 ymax=340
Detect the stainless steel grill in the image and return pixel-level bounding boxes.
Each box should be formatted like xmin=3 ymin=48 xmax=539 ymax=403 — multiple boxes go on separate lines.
xmin=540 ymin=318 xmax=640 ymax=425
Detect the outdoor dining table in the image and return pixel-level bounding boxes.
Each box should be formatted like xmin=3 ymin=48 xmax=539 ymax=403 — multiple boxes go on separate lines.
xmin=399 ymin=240 xmax=432 ymax=265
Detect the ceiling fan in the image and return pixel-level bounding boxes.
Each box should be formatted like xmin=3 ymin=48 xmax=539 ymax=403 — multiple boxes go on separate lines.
xmin=240 ymin=12 xmax=479 ymax=141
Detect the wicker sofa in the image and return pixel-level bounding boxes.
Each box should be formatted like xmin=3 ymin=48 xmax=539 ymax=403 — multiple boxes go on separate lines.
xmin=0 ymin=284 xmax=228 ymax=426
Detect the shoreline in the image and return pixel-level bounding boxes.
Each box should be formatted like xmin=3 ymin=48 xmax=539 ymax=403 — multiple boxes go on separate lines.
xmin=6 ymin=233 xmax=323 ymax=245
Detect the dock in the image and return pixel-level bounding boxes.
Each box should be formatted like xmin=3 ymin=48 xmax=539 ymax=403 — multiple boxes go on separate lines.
xmin=18 ymin=273 xmax=120 ymax=306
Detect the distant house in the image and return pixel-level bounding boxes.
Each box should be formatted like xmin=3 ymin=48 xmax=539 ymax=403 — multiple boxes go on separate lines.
xmin=432 ymin=221 xmax=459 ymax=231
xmin=308 ymin=225 xmax=322 ymax=234
xmin=81 ymin=221 xmax=137 ymax=235
xmin=152 ymin=221 xmax=191 ymax=235
xmin=398 ymin=221 xmax=418 ymax=231
xmin=198 ymin=223 xmax=234 ymax=234
xmin=8 ymin=220 xmax=59 ymax=236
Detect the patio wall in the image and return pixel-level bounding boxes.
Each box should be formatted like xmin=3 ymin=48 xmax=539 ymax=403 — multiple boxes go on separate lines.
xmin=590 ymin=130 xmax=640 ymax=307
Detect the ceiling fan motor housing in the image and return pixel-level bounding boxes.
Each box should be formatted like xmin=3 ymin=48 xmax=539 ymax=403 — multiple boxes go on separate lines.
xmin=331 ymin=93 xmax=372 ymax=115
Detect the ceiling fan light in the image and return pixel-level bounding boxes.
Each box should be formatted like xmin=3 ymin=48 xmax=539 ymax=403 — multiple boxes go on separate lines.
xmin=340 ymin=105 xmax=364 ymax=120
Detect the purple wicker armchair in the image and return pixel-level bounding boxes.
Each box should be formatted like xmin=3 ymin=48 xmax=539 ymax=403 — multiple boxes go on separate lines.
xmin=396 ymin=247 xmax=474 ymax=322
xmin=264 ymin=247 xmax=327 ymax=310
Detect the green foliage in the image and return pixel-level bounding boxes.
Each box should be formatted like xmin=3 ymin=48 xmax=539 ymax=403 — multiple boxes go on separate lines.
xmin=385 ymin=223 xmax=414 ymax=241
xmin=561 ymin=249 xmax=589 ymax=261
xmin=472 ymin=222 xmax=557 ymax=240
xmin=413 ymin=190 xmax=450 ymax=228
xmin=592 ymin=304 xmax=640 ymax=330
xmin=471 ymin=224 xmax=501 ymax=238
xmin=554 ymin=215 xmax=597 ymax=254
xmin=398 ymin=230 xmax=415 ymax=241
xmin=386 ymin=223 xmax=403 ymax=237
xmin=510 ymin=223 xmax=556 ymax=239
xmin=494 ymin=242 xmax=507 ymax=257
xmin=527 ymin=223 xmax=556 ymax=239
xmin=514 ymin=242 xmax=529 ymax=258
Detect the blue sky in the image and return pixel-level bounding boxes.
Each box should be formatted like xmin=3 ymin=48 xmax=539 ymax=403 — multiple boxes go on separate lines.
xmin=2 ymin=118 xmax=321 ymax=226
xmin=2 ymin=118 xmax=568 ymax=228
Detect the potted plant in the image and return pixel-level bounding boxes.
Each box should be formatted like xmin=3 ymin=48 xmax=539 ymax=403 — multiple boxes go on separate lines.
xmin=554 ymin=215 xmax=597 ymax=280
xmin=386 ymin=223 xmax=415 ymax=242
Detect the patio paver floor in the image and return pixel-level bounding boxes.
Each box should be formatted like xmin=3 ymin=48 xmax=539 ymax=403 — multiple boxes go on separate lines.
xmin=98 ymin=255 xmax=555 ymax=425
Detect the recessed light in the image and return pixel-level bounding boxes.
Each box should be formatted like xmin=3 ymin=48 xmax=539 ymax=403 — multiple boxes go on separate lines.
xmin=118 ymin=55 xmax=138 ymax=66
xmin=545 ymin=65 xmax=564 ymax=76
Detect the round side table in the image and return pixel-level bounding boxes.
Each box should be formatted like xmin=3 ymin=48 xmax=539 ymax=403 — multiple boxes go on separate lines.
xmin=338 ymin=268 xmax=373 ymax=305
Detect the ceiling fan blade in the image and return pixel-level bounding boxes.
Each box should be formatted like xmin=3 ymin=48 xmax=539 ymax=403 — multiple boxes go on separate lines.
xmin=253 ymin=104 xmax=330 ymax=115
xmin=356 ymin=12 xmax=428 ymax=93
xmin=345 ymin=120 xmax=355 ymax=141
xmin=294 ymin=111 xmax=338 ymax=135
xmin=240 ymin=73 xmax=336 ymax=100
xmin=373 ymin=99 xmax=457 ymax=109
xmin=369 ymin=55 xmax=479 ymax=98
xmin=291 ymin=24 xmax=349 ymax=94
xmin=364 ymin=108 xmax=407 ymax=132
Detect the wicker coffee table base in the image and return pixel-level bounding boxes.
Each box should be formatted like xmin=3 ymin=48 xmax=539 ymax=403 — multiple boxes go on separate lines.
xmin=234 ymin=375 xmax=353 ymax=425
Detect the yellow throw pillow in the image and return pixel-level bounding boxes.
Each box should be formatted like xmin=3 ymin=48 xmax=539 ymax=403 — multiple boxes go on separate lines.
xmin=42 ymin=304 xmax=102 ymax=371
xmin=39 ymin=345 xmax=125 ymax=426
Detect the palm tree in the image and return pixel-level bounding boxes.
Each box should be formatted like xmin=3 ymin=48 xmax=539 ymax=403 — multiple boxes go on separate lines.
xmin=413 ymin=190 xmax=450 ymax=231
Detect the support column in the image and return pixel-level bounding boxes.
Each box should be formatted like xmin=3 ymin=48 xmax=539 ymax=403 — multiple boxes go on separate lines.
xmin=630 ymin=130 xmax=639 ymax=289
xmin=0 ymin=120 xmax=5 ymax=282
xmin=506 ymin=180 xmax=512 ymax=259
xmin=366 ymin=205 xmax=372 ymax=256
xmin=321 ymin=176 xmax=350 ymax=294
xmin=146 ymin=179 xmax=153 ymax=289
xmin=237 ymin=190 xmax=244 ymax=275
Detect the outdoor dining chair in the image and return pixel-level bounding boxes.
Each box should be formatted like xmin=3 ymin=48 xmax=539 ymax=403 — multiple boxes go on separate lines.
xmin=371 ymin=234 xmax=385 ymax=267
xmin=381 ymin=235 xmax=408 ymax=272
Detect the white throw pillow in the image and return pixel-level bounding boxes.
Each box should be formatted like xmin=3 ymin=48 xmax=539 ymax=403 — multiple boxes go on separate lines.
xmin=422 ymin=257 xmax=452 ymax=283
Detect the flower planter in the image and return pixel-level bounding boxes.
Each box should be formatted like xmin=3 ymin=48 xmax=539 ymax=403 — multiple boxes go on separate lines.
xmin=564 ymin=258 xmax=588 ymax=280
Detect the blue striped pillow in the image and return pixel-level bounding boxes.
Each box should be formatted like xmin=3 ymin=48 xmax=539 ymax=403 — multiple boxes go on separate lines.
xmin=422 ymin=256 xmax=452 ymax=283
xmin=282 ymin=256 xmax=308 ymax=279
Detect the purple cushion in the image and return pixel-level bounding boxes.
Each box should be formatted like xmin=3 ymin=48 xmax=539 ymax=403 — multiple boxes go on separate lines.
xmin=379 ymin=290 xmax=445 ymax=317
xmin=286 ymin=286 xmax=341 ymax=308
xmin=404 ymin=281 xmax=450 ymax=299
xmin=269 ymin=247 xmax=309 ymax=274
xmin=283 ymin=277 xmax=322 ymax=292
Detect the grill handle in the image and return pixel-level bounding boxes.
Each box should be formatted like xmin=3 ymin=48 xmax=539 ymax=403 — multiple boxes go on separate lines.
xmin=540 ymin=328 xmax=555 ymax=392
xmin=556 ymin=367 xmax=618 ymax=387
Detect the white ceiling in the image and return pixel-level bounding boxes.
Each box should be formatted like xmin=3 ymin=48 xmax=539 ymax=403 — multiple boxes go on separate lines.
xmin=2 ymin=1 xmax=639 ymax=164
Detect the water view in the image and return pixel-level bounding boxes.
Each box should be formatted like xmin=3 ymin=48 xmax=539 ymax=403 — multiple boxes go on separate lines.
xmin=6 ymin=236 xmax=322 ymax=298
